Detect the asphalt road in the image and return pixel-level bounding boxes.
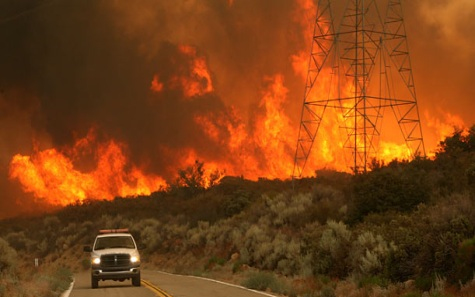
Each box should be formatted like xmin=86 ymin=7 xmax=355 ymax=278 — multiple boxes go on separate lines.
xmin=66 ymin=270 xmax=277 ymax=297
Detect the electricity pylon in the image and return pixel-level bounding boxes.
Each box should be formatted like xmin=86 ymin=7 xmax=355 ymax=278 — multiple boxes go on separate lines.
xmin=292 ymin=0 xmax=425 ymax=176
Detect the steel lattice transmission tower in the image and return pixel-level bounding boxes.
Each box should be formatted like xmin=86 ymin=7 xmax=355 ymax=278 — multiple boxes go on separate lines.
xmin=293 ymin=0 xmax=425 ymax=176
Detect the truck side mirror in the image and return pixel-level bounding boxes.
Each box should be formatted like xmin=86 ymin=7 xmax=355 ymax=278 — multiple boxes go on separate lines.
xmin=83 ymin=245 xmax=92 ymax=252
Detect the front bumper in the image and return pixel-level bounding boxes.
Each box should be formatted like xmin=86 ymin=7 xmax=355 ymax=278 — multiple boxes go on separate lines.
xmin=91 ymin=266 xmax=140 ymax=280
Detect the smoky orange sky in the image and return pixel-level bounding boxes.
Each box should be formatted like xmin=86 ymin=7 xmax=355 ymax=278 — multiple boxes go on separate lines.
xmin=0 ymin=0 xmax=474 ymax=218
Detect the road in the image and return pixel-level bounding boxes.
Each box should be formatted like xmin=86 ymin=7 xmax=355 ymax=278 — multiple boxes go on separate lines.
xmin=66 ymin=270 xmax=277 ymax=297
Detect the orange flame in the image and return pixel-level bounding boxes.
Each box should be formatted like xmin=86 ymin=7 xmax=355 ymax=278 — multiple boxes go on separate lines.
xmin=150 ymin=45 xmax=213 ymax=98
xmin=425 ymin=110 xmax=466 ymax=142
xmin=9 ymin=130 xmax=166 ymax=206
xmin=252 ymin=75 xmax=295 ymax=177
xmin=193 ymin=74 xmax=296 ymax=179
xmin=150 ymin=74 xmax=164 ymax=93
xmin=176 ymin=45 xmax=214 ymax=97
xmin=424 ymin=110 xmax=467 ymax=157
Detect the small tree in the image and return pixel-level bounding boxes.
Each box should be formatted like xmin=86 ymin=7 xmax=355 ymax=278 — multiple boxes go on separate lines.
xmin=170 ymin=160 xmax=224 ymax=198
xmin=171 ymin=160 xmax=206 ymax=198
xmin=434 ymin=126 xmax=475 ymax=194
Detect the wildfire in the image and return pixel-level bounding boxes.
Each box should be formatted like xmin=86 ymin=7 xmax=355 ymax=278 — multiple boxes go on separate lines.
xmin=252 ymin=75 xmax=295 ymax=177
xmin=6 ymin=2 xmax=470 ymax=209
xmin=9 ymin=130 xmax=166 ymax=206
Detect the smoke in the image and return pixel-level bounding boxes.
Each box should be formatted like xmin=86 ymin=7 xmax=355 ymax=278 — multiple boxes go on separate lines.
xmin=0 ymin=0 xmax=474 ymax=218
xmin=404 ymin=0 xmax=475 ymax=142
xmin=0 ymin=0 xmax=307 ymax=217
xmin=417 ymin=0 xmax=475 ymax=55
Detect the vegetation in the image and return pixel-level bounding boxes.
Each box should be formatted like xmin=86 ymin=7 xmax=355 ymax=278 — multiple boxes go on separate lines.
xmin=1 ymin=126 xmax=475 ymax=296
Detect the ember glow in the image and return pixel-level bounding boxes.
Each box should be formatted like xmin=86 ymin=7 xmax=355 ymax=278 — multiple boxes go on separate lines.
xmin=0 ymin=0 xmax=473 ymax=215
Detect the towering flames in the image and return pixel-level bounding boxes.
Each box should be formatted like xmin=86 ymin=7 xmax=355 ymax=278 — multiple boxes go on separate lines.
xmin=1 ymin=0 xmax=472 ymax=213
xmin=9 ymin=130 xmax=166 ymax=206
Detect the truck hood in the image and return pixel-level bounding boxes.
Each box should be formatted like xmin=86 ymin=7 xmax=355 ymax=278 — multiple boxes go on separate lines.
xmin=92 ymin=248 xmax=140 ymax=258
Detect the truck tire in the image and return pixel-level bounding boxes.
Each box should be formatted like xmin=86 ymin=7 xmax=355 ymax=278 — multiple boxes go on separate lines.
xmin=132 ymin=273 xmax=141 ymax=287
xmin=91 ymin=276 xmax=99 ymax=289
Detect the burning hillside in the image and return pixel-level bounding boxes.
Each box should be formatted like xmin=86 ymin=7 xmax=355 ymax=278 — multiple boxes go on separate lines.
xmin=0 ymin=0 xmax=473 ymax=216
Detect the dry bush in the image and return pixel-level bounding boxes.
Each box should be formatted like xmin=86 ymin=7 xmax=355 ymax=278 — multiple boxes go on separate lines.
xmin=271 ymin=234 xmax=301 ymax=275
xmin=311 ymin=184 xmax=348 ymax=223
xmin=223 ymin=190 xmax=251 ymax=217
xmin=130 ymin=218 xmax=162 ymax=252
xmin=187 ymin=220 xmax=209 ymax=248
xmin=242 ymin=224 xmax=271 ymax=265
xmin=159 ymin=223 xmax=189 ymax=253
xmin=241 ymin=271 xmax=285 ymax=294
xmin=313 ymin=220 xmax=353 ymax=278
xmin=0 ymin=238 xmax=17 ymax=273
xmin=426 ymin=193 xmax=475 ymax=226
xmin=5 ymin=231 xmax=35 ymax=252
xmin=265 ymin=193 xmax=312 ymax=227
xmin=350 ymin=231 xmax=397 ymax=277
xmin=99 ymin=214 xmax=132 ymax=230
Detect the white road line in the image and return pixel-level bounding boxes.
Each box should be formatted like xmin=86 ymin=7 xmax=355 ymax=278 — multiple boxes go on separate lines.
xmin=156 ymin=271 xmax=278 ymax=297
xmin=60 ymin=278 xmax=75 ymax=297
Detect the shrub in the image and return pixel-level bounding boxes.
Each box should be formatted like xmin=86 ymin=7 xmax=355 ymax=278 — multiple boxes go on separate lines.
xmin=48 ymin=266 xmax=73 ymax=292
xmin=5 ymin=231 xmax=34 ymax=252
xmin=434 ymin=127 xmax=475 ymax=194
xmin=99 ymin=214 xmax=132 ymax=230
xmin=242 ymin=271 xmax=283 ymax=293
xmin=204 ymin=256 xmax=225 ymax=270
xmin=223 ymin=190 xmax=251 ymax=217
xmin=351 ymin=163 xmax=429 ymax=222
xmin=131 ymin=218 xmax=162 ymax=252
xmin=313 ymin=220 xmax=352 ymax=278
xmin=414 ymin=275 xmax=433 ymax=292
xmin=455 ymin=237 xmax=475 ymax=284
xmin=350 ymin=231 xmax=397 ymax=277
xmin=0 ymin=238 xmax=17 ymax=273
xmin=357 ymin=275 xmax=389 ymax=288
xmin=232 ymin=260 xmax=246 ymax=273
xmin=241 ymin=224 xmax=271 ymax=266
xmin=310 ymin=184 xmax=348 ymax=224
xmin=264 ymin=233 xmax=301 ymax=275
xmin=265 ymin=193 xmax=312 ymax=227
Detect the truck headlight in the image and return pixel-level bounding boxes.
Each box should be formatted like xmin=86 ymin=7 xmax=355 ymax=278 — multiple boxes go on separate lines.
xmin=92 ymin=257 xmax=101 ymax=265
xmin=130 ymin=256 xmax=140 ymax=263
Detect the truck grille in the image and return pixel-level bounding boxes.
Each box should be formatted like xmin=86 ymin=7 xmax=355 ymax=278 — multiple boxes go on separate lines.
xmin=100 ymin=254 xmax=130 ymax=267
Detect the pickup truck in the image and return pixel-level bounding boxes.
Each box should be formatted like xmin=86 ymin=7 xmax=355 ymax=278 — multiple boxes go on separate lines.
xmin=84 ymin=229 xmax=141 ymax=288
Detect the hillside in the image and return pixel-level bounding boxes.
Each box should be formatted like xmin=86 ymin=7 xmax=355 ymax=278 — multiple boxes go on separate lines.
xmin=0 ymin=126 xmax=474 ymax=297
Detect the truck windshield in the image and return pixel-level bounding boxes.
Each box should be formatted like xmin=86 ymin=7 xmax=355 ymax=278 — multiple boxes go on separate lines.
xmin=94 ymin=236 xmax=135 ymax=250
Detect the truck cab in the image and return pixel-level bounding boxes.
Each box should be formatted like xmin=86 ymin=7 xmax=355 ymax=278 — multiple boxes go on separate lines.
xmin=84 ymin=229 xmax=141 ymax=288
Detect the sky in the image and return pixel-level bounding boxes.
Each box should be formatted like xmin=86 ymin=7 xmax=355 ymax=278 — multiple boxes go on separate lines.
xmin=0 ymin=0 xmax=474 ymax=218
